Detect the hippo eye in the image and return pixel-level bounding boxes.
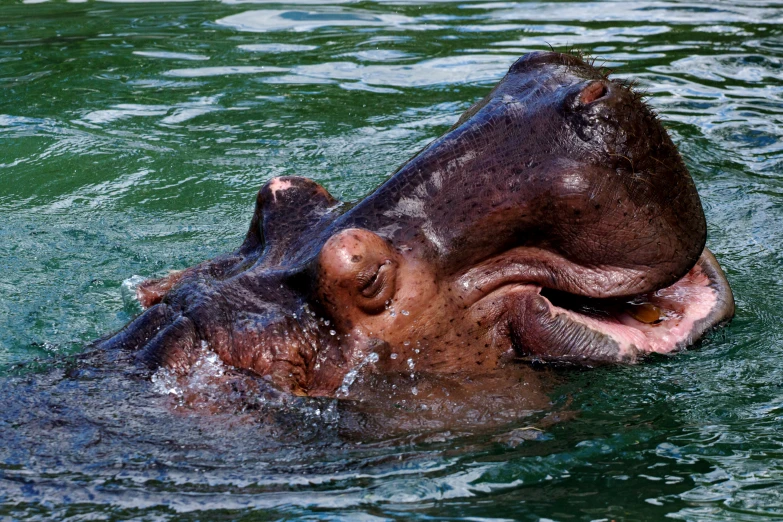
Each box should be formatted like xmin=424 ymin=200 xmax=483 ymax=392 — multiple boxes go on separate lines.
xmin=358 ymin=260 xmax=391 ymax=298
xmin=357 ymin=262 xmax=385 ymax=298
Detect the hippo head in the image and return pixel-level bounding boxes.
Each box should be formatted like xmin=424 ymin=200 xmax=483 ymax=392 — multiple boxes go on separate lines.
xmin=99 ymin=52 xmax=734 ymax=397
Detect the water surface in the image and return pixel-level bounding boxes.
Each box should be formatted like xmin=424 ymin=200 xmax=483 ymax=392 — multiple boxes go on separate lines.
xmin=1 ymin=0 xmax=782 ymax=520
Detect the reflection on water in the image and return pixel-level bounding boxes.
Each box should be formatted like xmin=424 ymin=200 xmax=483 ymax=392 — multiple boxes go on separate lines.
xmin=216 ymin=9 xmax=422 ymax=32
xmin=1 ymin=0 xmax=782 ymax=519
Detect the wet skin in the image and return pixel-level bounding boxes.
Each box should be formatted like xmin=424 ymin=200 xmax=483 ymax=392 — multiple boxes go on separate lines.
xmin=97 ymin=52 xmax=735 ymax=397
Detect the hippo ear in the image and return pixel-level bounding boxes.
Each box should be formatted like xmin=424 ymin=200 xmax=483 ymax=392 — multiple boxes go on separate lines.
xmin=240 ymin=176 xmax=339 ymax=259
xmin=136 ymin=270 xmax=185 ymax=309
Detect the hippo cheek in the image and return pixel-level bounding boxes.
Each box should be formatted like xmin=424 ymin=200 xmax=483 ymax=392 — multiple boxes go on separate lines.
xmin=475 ymin=249 xmax=734 ymax=364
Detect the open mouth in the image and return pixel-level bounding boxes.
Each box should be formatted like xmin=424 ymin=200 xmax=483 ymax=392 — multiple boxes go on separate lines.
xmin=513 ymin=249 xmax=735 ymax=363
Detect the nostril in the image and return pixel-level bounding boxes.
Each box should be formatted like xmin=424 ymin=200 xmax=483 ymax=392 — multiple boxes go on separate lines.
xmin=579 ymin=81 xmax=608 ymax=104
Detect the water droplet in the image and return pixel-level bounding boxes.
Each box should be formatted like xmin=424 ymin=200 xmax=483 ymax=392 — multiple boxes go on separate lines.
xmin=407 ymin=358 xmax=414 ymax=370
xmin=411 ymin=386 xmax=418 ymax=396
xmin=401 ymin=309 xmax=409 ymax=316
xmin=336 ymin=351 xmax=379 ymax=397
xmin=329 ymin=330 xmax=336 ymax=336
xmin=403 ymin=340 xmax=410 ymax=346
xmin=390 ymin=353 xmax=398 ymax=359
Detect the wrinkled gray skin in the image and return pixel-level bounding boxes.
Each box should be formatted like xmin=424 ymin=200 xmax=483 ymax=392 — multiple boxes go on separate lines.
xmin=97 ymin=52 xmax=734 ymax=397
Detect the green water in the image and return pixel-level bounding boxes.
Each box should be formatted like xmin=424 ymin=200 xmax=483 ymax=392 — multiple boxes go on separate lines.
xmin=1 ymin=0 xmax=783 ymax=520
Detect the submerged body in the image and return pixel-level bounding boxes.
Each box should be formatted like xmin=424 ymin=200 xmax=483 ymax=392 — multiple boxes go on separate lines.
xmin=98 ymin=52 xmax=734 ymax=397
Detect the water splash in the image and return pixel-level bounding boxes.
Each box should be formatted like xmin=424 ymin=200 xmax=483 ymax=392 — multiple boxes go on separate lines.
xmin=120 ymin=274 xmax=146 ymax=308
xmin=151 ymin=344 xmax=227 ymax=406
xmin=336 ymin=351 xmax=379 ymax=398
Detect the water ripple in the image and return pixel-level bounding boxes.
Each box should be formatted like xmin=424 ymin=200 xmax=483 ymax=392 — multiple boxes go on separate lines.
xmin=2 ymin=0 xmax=783 ymax=520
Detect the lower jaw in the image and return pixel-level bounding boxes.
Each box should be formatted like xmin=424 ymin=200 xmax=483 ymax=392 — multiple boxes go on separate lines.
xmin=534 ymin=248 xmax=735 ymax=361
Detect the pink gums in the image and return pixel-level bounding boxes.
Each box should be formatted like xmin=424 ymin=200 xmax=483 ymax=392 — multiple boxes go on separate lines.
xmin=542 ymin=262 xmax=718 ymax=358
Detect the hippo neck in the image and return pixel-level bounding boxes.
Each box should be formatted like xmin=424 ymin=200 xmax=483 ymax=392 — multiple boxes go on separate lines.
xmin=332 ymin=93 xmax=558 ymax=270
xmin=290 ymin=65 xmax=591 ymax=270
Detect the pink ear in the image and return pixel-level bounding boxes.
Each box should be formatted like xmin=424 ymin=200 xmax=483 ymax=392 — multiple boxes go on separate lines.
xmin=136 ymin=270 xmax=185 ymax=309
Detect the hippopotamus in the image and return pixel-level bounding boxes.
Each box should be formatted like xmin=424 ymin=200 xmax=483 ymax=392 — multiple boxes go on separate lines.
xmin=97 ymin=51 xmax=734 ymax=398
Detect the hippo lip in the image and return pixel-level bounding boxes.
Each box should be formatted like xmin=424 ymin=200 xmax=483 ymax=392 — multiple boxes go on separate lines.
xmin=468 ymin=249 xmax=734 ymax=362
